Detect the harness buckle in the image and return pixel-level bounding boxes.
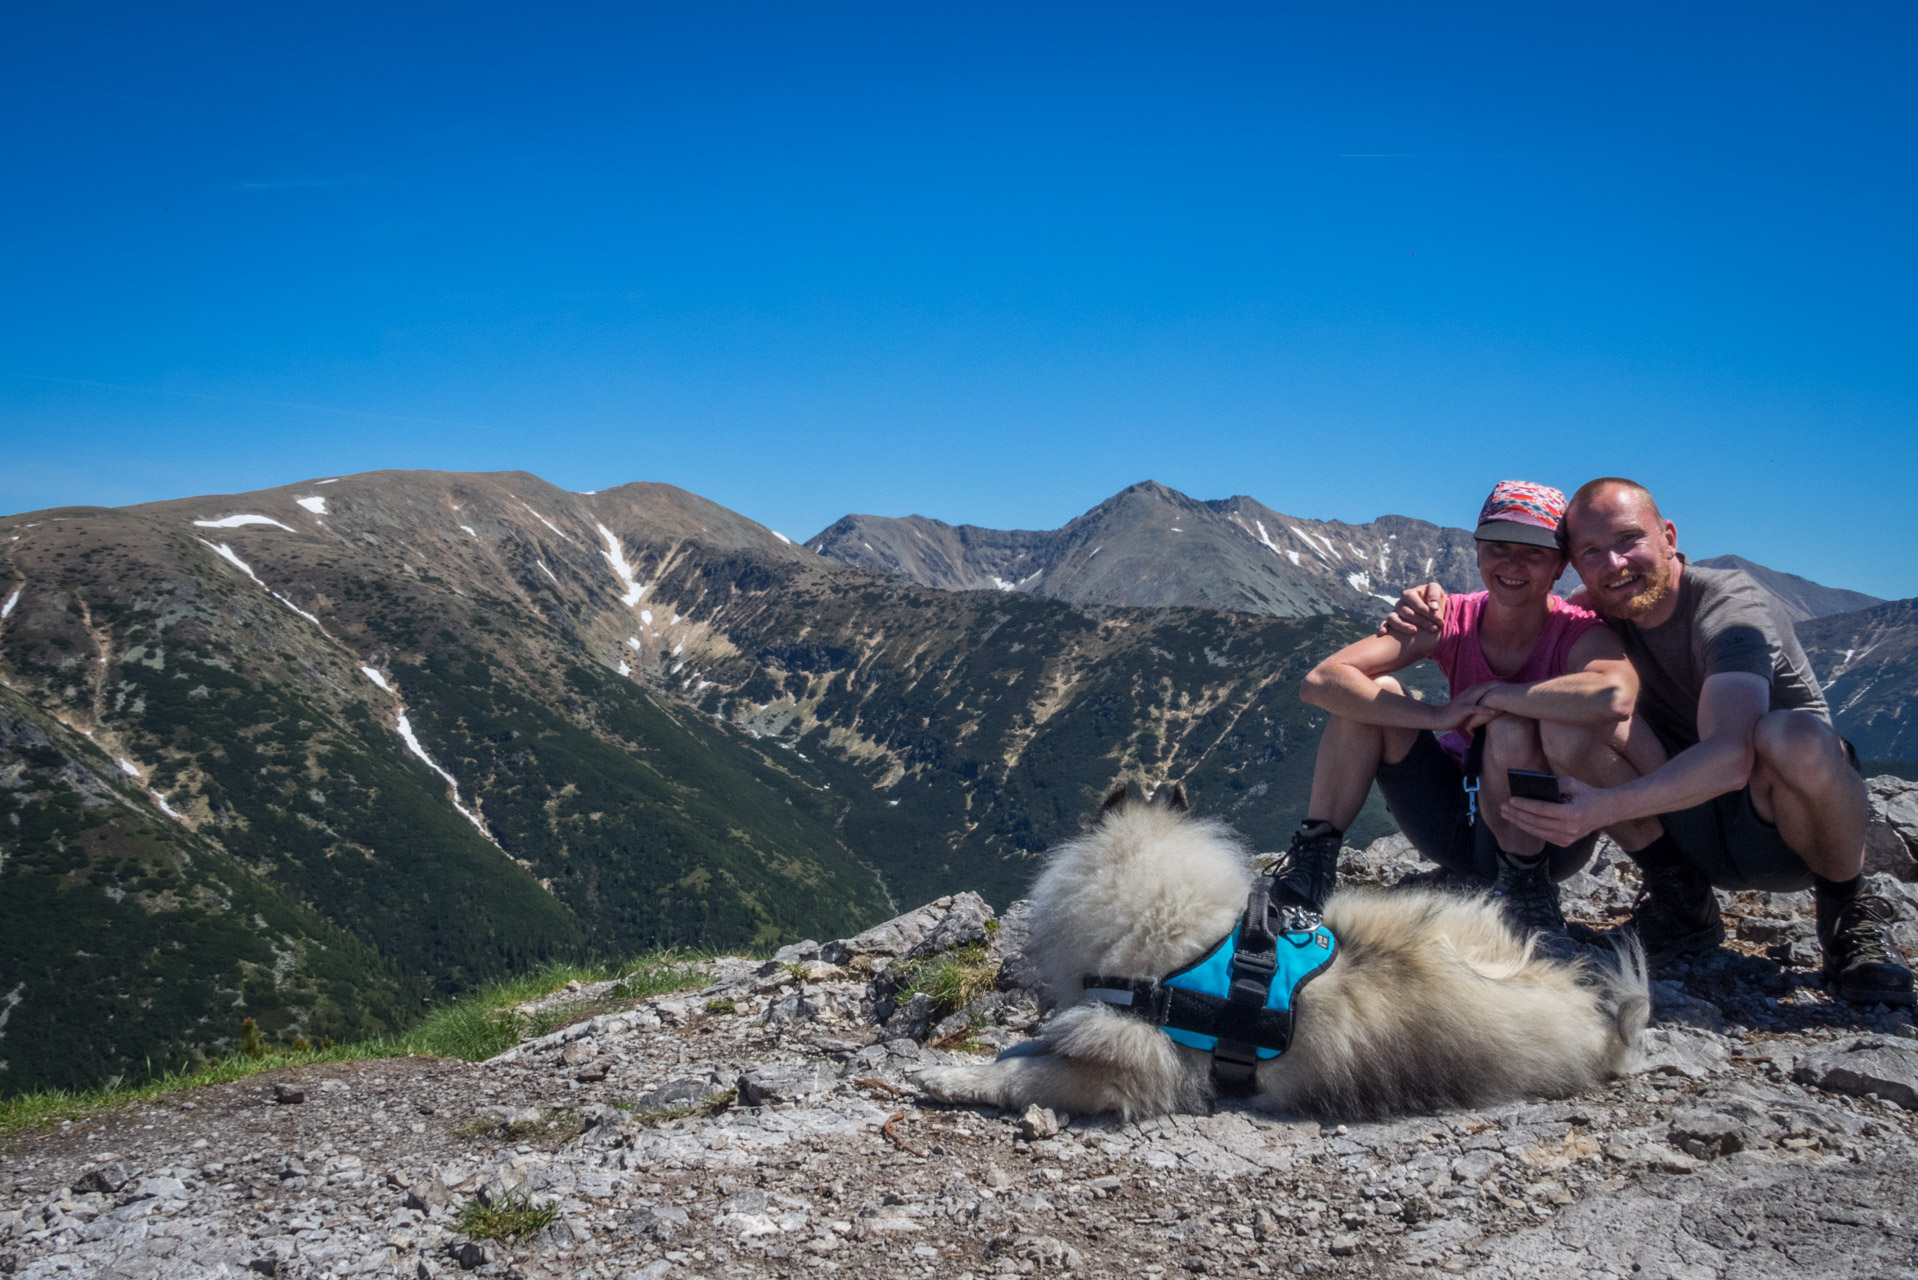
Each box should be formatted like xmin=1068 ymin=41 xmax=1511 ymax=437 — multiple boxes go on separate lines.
xmin=1276 ymin=903 xmax=1321 ymax=935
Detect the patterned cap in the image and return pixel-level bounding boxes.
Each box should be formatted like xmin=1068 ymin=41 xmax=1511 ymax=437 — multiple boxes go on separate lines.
xmin=1474 ymin=480 xmax=1567 ymax=550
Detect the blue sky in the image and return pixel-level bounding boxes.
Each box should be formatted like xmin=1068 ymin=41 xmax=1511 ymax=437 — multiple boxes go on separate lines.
xmin=3 ymin=3 xmax=1913 ymax=598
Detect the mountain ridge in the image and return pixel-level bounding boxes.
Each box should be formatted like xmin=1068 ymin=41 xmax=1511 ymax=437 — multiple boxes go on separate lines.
xmin=807 ymin=480 xmax=1883 ymax=624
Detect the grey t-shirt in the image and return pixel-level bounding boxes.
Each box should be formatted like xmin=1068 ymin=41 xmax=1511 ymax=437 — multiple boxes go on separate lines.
xmin=1610 ymin=560 xmax=1830 ymax=750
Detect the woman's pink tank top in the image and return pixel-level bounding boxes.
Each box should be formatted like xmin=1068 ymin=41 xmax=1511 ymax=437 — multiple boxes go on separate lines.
xmin=1431 ymin=591 xmax=1604 ymax=765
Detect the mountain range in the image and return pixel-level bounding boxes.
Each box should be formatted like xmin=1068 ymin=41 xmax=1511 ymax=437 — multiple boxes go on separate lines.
xmin=808 ymin=480 xmax=1487 ymax=617
xmin=0 ymin=472 xmax=1395 ymax=1093
xmin=1 ymin=471 xmax=1907 ymax=1095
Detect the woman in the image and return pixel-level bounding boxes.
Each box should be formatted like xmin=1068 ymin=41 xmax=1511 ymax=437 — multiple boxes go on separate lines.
xmin=1272 ymin=480 xmax=1643 ymax=944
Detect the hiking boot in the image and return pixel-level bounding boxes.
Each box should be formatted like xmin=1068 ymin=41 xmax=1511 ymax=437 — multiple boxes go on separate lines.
xmin=1489 ymin=854 xmax=1573 ymax=958
xmin=1270 ymin=821 xmax=1341 ymax=916
xmin=1626 ymin=858 xmax=1725 ymax=967
xmin=1819 ymin=894 xmax=1916 ymax=1007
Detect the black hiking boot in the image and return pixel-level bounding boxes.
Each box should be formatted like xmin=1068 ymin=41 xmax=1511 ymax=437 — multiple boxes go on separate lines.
xmin=1269 ymin=821 xmax=1342 ymax=916
xmin=1489 ymin=853 xmax=1576 ymax=960
xmin=1626 ymin=858 xmax=1725 ymax=967
xmin=1819 ymin=893 xmax=1916 ymax=1007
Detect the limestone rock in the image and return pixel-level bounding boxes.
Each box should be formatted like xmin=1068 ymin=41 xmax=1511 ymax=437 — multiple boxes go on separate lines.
xmin=1865 ymin=776 xmax=1918 ymax=881
xmin=823 ymin=894 xmax=992 ymax=966
xmin=1793 ymin=1036 xmax=1918 ymax=1110
xmin=991 ymin=897 xmax=1041 ymax=994
xmin=1637 ymin=1026 xmax=1728 ymax=1079
xmin=1018 ymin=1105 xmax=1062 ymax=1141
xmin=737 ymin=1061 xmax=836 ymax=1106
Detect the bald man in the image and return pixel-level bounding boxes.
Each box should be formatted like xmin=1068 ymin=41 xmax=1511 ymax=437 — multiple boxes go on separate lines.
xmin=1494 ymin=478 xmax=1911 ymax=1007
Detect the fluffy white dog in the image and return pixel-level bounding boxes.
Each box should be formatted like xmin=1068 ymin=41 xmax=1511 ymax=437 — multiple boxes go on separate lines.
xmin=917 ymin=785 xmax=1648 ymax=1121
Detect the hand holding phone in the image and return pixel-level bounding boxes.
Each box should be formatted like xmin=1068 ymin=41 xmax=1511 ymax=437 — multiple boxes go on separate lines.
xmin=1507 ymin=768 xmax=1564 ymax=804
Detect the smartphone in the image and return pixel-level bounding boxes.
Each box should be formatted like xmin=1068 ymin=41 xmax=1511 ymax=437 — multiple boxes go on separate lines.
xmin=1507 ymin=768 xmax=1564 ymax=803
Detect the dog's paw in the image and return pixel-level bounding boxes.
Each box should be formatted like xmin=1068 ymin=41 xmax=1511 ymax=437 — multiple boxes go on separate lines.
xmin=914 ymin=1065 xmax=990 ymax=1105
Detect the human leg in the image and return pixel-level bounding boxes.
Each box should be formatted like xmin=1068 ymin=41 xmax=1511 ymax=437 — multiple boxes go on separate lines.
xmin=1478 ymin=714 xmax=1547 ymax=857
xmin=1747 ymin=711 xmax=1911 ymax=1006
xmin=1538 ymin=715 xmax=1667 ymax=853
xmin=1473 ymin=715 xmax=1575 ymax=946
xmin=1557 ymin=719 xmax=1728 ymax=967
xmin=1747 ymin=710 xmax=1867 ymax=880
xmin=1278 ymin=678 xmax=1421 ymax=913
xmin=1304 ymin=676 xmax=1421 ymax=833
xmin=1373 ymin=732 xmax=1479 ymax=879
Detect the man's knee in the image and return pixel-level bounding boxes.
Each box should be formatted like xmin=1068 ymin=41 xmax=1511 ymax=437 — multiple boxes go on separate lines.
xmin=1753 ymin=711 xmax=1849 ymax=787
xmin=1538 ymin=717 xmax=1605 ymax=771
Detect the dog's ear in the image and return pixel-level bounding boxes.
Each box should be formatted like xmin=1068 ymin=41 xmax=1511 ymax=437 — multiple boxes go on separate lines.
xmin=1157 ymin=782 xmax=1190 ymax=813
xmin=1099 ymin=785 xmax=1130 ymax=817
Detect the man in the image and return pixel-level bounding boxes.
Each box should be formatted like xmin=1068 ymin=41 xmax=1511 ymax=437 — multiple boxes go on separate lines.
xmin=1273 ymin=481 xmax=1643 ymax=951
xmin=1403 ymin=477 xmax=1911 ymax=1006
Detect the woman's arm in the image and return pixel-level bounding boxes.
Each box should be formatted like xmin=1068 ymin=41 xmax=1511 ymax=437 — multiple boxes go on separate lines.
xmin=1300 ymin=628 xmax=1492 ymax=733
xmin=1476 ymin=625 xmax=1636 ymax=724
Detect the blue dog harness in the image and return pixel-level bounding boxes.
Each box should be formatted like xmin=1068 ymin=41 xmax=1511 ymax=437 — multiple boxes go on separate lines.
xmin=1083 ymin=877 xmax=1338 ymax=1097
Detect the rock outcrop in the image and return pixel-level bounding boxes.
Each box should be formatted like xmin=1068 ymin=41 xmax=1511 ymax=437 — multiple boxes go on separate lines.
xmin=4 ymin=849 xmax=1916 ymax=1280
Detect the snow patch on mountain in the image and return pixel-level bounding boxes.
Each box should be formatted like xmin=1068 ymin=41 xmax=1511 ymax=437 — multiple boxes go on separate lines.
xmin=394 ymin=714 xmax=498 ymax=846
xmin=193 ymin=514 xmax=296 ymax=532
xmin=519 ymin=502 xmax=572 ymax=541
xmin=359 ymin=666 xmax=392 ymax=693
xmin=197 ymin=540 xmax=328 ymax=632
xmin=117 ymin=758 xmax=141 ymax=778
xmin=595 ymin=522 xmax=648 ymax=606
xmin=0 ymin=589 xmax=18 ymax=620
xmin=295 ymin=496 xmax=328 ymax=515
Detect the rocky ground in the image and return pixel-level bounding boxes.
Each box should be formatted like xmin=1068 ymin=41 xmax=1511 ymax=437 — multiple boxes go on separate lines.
xmin=7 ymin=781 xmax=1918 ymax=1280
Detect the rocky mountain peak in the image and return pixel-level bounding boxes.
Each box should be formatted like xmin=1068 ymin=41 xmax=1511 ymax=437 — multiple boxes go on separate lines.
xmin=808 ymin=480 xmax=1488 ymax=619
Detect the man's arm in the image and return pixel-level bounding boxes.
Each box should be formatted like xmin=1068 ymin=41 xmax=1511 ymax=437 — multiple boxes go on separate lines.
xmin=1503 ymin=671 xmax=1768 ymax=846
xmin=1301 ymin=628 xmax=1494 ymax=733
xmin=1377 ymin=582 xmax=1447 ymax=638
xmin=1476 ymin=626 xmax=1636 ymax=724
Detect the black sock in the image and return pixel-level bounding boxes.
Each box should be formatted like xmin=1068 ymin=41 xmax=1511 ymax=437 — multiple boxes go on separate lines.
xmin=1300 ymin=819 xmax=1343 ymax=841
xmin=1499 ymin=849 xmax=1547 ymax=871
xmin=1814 ymin=873 xmax=1860 ymax=930
xmin=1626 ymin=832 xmax=1687 ymax=872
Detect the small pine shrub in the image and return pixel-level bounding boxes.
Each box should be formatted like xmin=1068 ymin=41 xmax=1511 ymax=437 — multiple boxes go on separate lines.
xmin=238 ymin=1018 xmax=265 ymax=1059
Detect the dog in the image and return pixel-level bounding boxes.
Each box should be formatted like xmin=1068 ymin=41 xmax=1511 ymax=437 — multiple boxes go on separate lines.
xmin=917 ymin=784 xmax=1648 ymax=1121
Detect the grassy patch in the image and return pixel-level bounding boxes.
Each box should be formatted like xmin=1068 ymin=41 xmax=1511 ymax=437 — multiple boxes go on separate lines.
xmin=704 ymin=998 xmax=738 ymax=1016
xmin=890 ymin=943 xmax=998 ymax=1020
xmin=457 ymin=1192 xmax=557 ymax=1242
xmin=0 ymin=948 xmax=713 ymax=1139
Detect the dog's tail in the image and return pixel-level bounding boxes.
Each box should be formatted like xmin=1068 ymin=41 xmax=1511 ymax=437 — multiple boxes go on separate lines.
xmin=1597 ymin=932 xmax=1651 ymax=1074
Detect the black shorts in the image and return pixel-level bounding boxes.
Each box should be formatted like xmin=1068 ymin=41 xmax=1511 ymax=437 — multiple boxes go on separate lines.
xmin=1650 ymin=729 xmax=1858 ymax=893
xmin=1374 ymin=730 xmax=1596 ymax=883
